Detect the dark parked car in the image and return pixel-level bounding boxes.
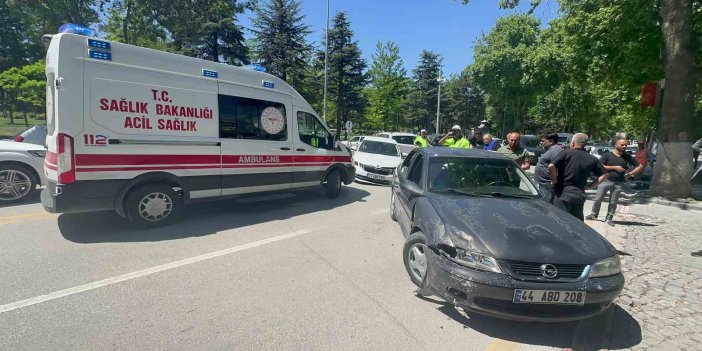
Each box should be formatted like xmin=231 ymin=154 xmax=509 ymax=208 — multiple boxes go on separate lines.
xmin=520 ymin=134 xmax=544 ymax=164
xmin=390 ymin=148 xmax=624 ymax=322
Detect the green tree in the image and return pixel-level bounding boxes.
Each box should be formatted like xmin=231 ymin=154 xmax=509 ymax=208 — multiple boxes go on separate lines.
xmin=101 ymin=0 xmax=170 ymax=50
xmin=162 ymin=0 xmax=250 ymax=64
xmin=405 ymin=50 xmax=443 ymax=131
xmin=472 ymin=13 xmax=540 ymax=131
xmin=318 ymin=12 xmax=367 ymax=136
xmin=0 ymin=61 xmax=45 ymax=126
xmin=366 ymin=41 xmax=409 ymax=130
xmin=251 ymin=0 xmax=312 ymax=85
xmin=443 ymin=68 xmax=486 ymax=133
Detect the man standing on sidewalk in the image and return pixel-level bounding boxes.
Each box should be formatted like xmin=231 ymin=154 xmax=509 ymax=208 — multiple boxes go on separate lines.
xmin=553 ymin=133 xmax=609 ymax=220
xmin=586 ymin=137 xmax=644 ymax=226
xmin=534 ymin=133 xmax=564 ymax=204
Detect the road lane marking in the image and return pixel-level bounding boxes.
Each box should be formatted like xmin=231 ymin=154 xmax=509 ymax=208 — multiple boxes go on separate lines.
xmin=485 ymin=339 xmax=518 ymax=351
xmin=0 ymin=229 xmax=313 ymax=314
xmin=0 ymin=212 xmax=57 ymax=225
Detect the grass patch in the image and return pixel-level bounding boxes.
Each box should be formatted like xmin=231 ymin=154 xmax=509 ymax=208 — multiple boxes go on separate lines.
xmin=0 ymin=116 xmax=46 ymax=138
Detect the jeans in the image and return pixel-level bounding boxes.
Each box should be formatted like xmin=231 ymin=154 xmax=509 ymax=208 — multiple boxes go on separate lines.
xmin=537 ymin=183 xmax=556 ymax=204
xmin=590 ymin=180 xmax=623 ymax=219
xmin=556 ymin=186 xmax=587 ymax=221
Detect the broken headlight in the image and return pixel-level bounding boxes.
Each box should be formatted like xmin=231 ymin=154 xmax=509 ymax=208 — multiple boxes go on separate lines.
xmin=440 ymin=246 xmax=502 ymax=274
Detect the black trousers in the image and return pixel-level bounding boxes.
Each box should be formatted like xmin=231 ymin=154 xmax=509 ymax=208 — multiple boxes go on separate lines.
xmin=556 ymin=186 xmax=587 ymax=221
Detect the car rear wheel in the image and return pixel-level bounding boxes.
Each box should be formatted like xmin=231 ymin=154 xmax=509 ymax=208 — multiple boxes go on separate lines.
xmin=403 ymin=231 xmax=428 ymax=287
xmin=390 ymin=190 xmax=397 ymax=221
xmin=125 ymin=184 xmax=183 ymax=228
xmin=0 ymin=164 xmax=36 ymax=203
xmin=324 ymin=169 xmax=342 ymax=198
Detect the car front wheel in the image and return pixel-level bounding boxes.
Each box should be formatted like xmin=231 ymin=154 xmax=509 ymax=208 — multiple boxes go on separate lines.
xmin=0 ymin=164 xmax=36 ymax=203
xmin=125 ymin=184 xmax=183 ymax=228
xmin=403 ymin=231 xmax=428 ymax=287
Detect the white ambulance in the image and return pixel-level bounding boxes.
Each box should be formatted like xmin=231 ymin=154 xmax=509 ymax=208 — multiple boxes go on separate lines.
xmin=41 ymin=27 xmax=354 ymax=227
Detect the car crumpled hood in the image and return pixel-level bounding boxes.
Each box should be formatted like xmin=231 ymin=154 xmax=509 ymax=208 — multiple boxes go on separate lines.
xmin=426 ymin=195 xmax=615 ymax=264
xmin=353 ymin=152 xmax=401 ymax=168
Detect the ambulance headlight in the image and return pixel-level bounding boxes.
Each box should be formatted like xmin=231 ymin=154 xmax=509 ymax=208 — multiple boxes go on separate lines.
xmin=59 ymin=23 xmax=95 ymax=37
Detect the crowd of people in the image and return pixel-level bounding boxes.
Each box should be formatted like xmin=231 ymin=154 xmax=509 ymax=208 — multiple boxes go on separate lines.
xmin=411 ymin=127 xmax=649 ymax=226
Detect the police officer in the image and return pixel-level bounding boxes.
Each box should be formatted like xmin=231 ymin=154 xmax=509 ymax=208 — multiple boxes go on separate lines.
xmin=439 ymin=125 xmax=471 ymax=148
xmin=414 ymin=129 xmax=430 ymax=147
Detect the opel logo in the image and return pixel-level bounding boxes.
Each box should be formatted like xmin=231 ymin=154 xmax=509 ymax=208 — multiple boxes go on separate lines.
xmin=540 ymin=264 xmax=558 ymax=278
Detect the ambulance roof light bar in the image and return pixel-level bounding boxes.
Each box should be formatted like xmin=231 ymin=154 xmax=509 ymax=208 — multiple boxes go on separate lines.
xmin=59 ymin=23 xmax=95 ymax=37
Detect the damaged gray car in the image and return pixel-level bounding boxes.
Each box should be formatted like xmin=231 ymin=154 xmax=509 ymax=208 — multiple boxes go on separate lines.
xmin=390 ymin=148 xmax=624 ymax=322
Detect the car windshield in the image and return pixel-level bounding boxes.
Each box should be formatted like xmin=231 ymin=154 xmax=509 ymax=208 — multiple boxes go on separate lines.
xmin=428 ymin=157 xmax=538 ymax=197
xmin=521 ymin=137 xmax=540 ymax=148
xmin=359 ymin=140 xmax=399 ymax=156
xmin=392 ymin=135 xmax=415 ymax=145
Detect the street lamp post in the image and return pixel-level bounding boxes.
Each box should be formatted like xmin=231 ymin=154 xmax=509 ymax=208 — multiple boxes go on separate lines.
xmin=435 ymin=77 xmax=446 ymax=134
xmin=323 ymin=0 xmax=330 ymax=124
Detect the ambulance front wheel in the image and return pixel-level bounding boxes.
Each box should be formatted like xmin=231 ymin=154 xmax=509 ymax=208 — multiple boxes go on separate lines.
xmin=124 ymin=184 xmax=183 ymax=227
xmin=324 ymin=169 xmax=342 ymax=198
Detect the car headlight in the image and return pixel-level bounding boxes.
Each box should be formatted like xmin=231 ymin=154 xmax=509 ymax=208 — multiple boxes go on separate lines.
xmin=440 ymin=246 xmax=502 ymax=273
xmin=27 ymin=150 xmax=46 ymax=158
xmin=589 ymin=256 xmax=621 ymax=277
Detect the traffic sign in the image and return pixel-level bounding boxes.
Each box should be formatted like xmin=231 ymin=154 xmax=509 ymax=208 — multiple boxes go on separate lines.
xmin=345 ymin=120 xmax=353 ymax=131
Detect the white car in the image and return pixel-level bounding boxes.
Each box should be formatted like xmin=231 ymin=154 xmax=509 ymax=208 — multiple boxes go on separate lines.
xmin=353 ymin=137 xmax=402 ymax=185
xmin=342 ymin=135 xmax=365 ymax=151
xmin=0 ymin=140 xmax=46 ymax=203
xmin=376 ymin=132 xmax=418 ymax=156
xmin=13 ymin=125 xmax=48 ymax=146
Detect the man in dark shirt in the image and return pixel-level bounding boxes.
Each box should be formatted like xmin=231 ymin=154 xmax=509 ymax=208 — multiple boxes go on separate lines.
xmin=553 ymin=133 xmax=608 ymax=221
xmin=534 ymin=133 xmax=564 ymax=204
xmin=585 ymin=137 xmax=643 ymax=226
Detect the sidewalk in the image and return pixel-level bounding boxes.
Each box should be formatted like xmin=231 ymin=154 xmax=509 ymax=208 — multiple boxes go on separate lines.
xmin=582 ymin=201 xmax=702 ymax=350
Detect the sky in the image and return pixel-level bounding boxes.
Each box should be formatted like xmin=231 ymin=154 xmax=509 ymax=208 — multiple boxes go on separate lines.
xmin=239 ymin=0 xmax=560 ymax=76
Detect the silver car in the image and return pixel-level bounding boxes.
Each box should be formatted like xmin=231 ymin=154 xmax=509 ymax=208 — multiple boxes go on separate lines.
xmin=0 ymin=140 xmax=46 ymax=203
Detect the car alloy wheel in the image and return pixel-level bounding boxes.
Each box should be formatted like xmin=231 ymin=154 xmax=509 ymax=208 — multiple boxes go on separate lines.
xmin=0 ymin=169 xmax=33 ymax=202
xmin=138 ymin=192 xmax=173 ymax=222
xmin=407 ymin=242 xmax=427 ymax=282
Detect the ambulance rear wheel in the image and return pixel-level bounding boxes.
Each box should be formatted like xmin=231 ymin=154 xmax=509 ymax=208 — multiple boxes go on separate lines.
xmin=125 ymin=184 xmax=183 ymax=227
xmin=324 ymin=169 xmax=342 ymax=198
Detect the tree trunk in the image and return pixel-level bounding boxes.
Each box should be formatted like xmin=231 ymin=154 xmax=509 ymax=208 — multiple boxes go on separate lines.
xmin=649 ymin=0 xmax=698 ymax=199
xmin=23 ymin=111 xmax=28 ymax=127
xmin=123 ymin=0 xmax=132 ymax=44
xmin=211 ymin=32 xmax=219 ymax=62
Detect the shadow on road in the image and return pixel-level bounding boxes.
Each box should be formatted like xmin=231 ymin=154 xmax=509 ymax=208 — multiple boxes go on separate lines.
xmin=0 ymin=190 xmax=41 ymax=208
xmin=612 ymin=220 xmax=657 ymax=227
xmin=58 ymin=186 xmax=370 ymax=243
xmin=429 ymin=301 xmax=641 ymax=350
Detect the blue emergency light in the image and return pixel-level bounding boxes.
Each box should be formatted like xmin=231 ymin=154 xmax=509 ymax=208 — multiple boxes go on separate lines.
xmin=250 ymin=63 xmax=266 ymax=72
xmin=202 ymin=69 xmax=218 ymax=78
xmin=89 ymin=50 xmax=112 ymax=61
xmin=88 ymin=39 xmax=111 ymax=50
xmin=59 ymin=23 xmax=95 ymax=37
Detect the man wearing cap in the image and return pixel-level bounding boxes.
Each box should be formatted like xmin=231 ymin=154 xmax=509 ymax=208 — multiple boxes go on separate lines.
xmin=414 ymin=129 xmax=430 ymax=147
xmin=439 ymin=125 xmax=471 ymax=148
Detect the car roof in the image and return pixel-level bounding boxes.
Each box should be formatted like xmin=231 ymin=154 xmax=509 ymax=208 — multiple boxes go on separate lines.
xmin=417 ymin=147 xmax=509 ymax=160
xmin=362 ymin=136 xmax=398 ymax=143
xmin=388 ymin=132 xmax=416 ymax=136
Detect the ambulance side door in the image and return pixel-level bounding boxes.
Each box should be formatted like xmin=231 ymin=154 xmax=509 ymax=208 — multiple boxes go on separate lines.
xmin=292 ymin=109 xmax=336 ymax=187
xmin=218 ymin=83 xmax=294 ymax=195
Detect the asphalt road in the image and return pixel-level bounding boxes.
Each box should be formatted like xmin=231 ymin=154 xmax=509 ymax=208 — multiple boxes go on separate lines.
xmin=1 ymin=183 xmax=605 ymax=350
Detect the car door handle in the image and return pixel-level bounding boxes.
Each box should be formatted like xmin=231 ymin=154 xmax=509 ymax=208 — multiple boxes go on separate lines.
xmin=296 ymin=148 xmax=306 ymax=152
xmin=280 ymin=147 xmax=291 ymax=151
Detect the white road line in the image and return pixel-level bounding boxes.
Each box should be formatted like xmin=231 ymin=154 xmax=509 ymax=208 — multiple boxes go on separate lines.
xmin=0 ymin=229 xmax=313 ymax=314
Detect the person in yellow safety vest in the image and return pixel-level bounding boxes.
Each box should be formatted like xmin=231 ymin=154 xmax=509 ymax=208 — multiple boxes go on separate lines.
xmin=439 ymin=125 xmax=471 ymax=148
xmin=414 ymin=129 xmax=430 ymax=147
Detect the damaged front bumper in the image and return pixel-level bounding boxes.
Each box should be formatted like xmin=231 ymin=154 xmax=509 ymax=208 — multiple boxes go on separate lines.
xmin=422 ymin=249 xmax=625 ymax=322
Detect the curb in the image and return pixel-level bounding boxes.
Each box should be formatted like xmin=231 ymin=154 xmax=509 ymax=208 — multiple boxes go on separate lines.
xmin=636 ymin=197 xmax=701 ymax=211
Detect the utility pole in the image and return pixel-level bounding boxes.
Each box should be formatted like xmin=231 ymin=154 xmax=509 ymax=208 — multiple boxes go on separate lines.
xmin=323 ymin=0 xmax=330 ymax=124
xmin=435 ymin=77 xmax=445 ymax=134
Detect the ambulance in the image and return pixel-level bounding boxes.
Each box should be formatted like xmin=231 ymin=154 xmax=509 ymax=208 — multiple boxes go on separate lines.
xmin=41 ymin=25 xmax=354 ymax=227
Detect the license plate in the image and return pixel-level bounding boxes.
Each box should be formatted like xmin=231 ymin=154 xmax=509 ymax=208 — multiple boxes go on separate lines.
xmin=513 ymin=289 xmax=586 ymax=305
xmin=366 ymin=173 xmax=385 ymax=180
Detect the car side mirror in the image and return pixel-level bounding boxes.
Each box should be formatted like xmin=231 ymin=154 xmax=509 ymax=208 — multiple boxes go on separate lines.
xmin=401 ymin=181 xmax=424 ymax=199
xmin=401 ymin=152 xmax=408 ymax=158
